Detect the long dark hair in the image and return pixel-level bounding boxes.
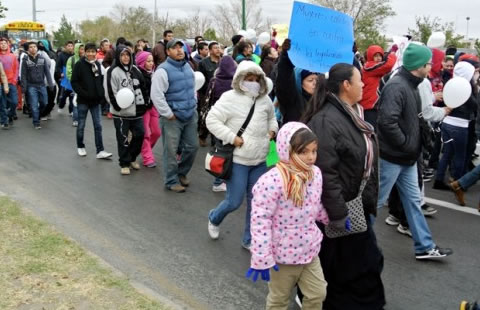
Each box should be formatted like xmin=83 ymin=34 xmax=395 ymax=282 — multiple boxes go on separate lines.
xmin=260 ymin=44 xmax=272 ymax=64
xmin=301 ymin=63 xmax=356 ymax=123
xmin=232 ymin=41 xmax=250 ymax=60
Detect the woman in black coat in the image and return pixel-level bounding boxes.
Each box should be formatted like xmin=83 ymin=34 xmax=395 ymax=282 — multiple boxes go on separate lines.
xmin=303 ymin=63 xmax=385 ymax=310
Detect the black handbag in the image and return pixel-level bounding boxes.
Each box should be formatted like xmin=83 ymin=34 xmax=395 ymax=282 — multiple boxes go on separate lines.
xmin=205 ymin=100 xmax=256 ymax=179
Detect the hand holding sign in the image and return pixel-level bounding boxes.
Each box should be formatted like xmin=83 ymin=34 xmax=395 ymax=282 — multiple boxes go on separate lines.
xmin=287 ymin=2 xmax=354 ymax=73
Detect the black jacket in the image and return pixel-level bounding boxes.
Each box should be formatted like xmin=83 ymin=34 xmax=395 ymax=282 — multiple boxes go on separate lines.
xmin=377 ymin=67 xmax=424 ymax=166
xmin=71 ymin=57 xmax=104 ymax=106
xmin=276 ymin=51 xmax=310 ymax=123
xmin=449 ymin=92 xmax=477 ymax=120
xmin=139 ymin=67 xmax=153 ymax=110
xmin=308 ymin=94 xmax=379 ymax=221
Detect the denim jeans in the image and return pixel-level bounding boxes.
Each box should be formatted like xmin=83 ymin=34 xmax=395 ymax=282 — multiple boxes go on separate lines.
xmin=77 ymin=103 xmax=104 ymax=153
xmin=159 ymin=113 xmax=199 ymax=187
xmin=0 ymin=91 xmax=7 ymax=125
xmin=458 ymin=164 xmax=480 ymax=190
xmin=3 ymin=83 xmax=18 ymax=118
xmin=26 ymin=86 xmax=47 ymax=126
xmin=209 ymin=162 xmax=267 ymax=246
xmin=113 ymin=117 xmax=144 ymax=168
xmin=60 ymin=88 xmax=77 ymax=121
xmin=377 ymin=159 xmax=435 ymax=253
xmin=436 ymin=123 xmax=469 ymax=181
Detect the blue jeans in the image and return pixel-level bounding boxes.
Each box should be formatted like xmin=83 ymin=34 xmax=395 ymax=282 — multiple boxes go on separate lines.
xmin=159 ymin=113 xmax=199 ymax=187
xmin=3 ymin=84 xmax=18 ymax=118
xmin=77 ymin=104 xmax=104 ymax=153
xmin=0 ymin=90 xmax=7 ymax=125
xmin=377 ymin=159 xmax=435 ymax=253
xmin=209 ymin=162 xmax=267 ymax=246
xmin=458 ymin=164 xmax=480 ymax=190
xmin=26 ymin=86 xmax=47 ymax=126
xmin=436 ymin=123 xmax=469 ymax=181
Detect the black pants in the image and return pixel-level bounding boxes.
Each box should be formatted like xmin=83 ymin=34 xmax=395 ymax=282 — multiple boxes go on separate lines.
xmin=40 ymin=86 xmax=57 ymax=117
xmin=428 ymin=122 xmax=442 ymax=169
xmin=113 ymin=117 xmax=145 ymax=168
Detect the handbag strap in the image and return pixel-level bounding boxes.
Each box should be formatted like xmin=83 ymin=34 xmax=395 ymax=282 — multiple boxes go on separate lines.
xmin=356 ymin=178 xmax=368 ymax=198
xmin=236 ymin=99 xmax=257 ymax=137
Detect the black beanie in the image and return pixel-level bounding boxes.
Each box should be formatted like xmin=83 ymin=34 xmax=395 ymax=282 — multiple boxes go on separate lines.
xmin=231 ymin=35 xmax=243 ymax=46
xmin=301 ymin=69 xmax=315 ymax=81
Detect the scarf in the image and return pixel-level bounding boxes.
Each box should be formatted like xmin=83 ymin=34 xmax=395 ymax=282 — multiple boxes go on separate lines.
xmin=276 ymin=152 xmax=314 ymax=207
xmin=331 ymin=93 xmax=375 ymax=178
xmin=88 ymin=58 xmax=99 ymax=77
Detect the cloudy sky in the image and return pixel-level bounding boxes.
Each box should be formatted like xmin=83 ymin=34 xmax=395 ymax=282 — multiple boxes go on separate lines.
xmin=2 ymin=0 xmax=479 ymax=39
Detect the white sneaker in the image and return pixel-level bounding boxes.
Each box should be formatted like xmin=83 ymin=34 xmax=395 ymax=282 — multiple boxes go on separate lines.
xmin=40 ymin=117 xmax=48 ymax=121
xmin=208 ymin=219 xmax=220 ymax=239
xmin=397 ymin=224 xmax=412 ymax=238
xmin=57 ymin=108 xmax=63 ymax=114
xmin=212 ymin=182 xmax=227 ymax=192
xmin=96 ymin=151 xmax=112 ymax=159
xmin=385 ymin=214 xmax=400 ymax=226
xmin=72 ymin=121 xmax=78 ymax=127
xmin=77 ymin=148 xmax=87 ymax=157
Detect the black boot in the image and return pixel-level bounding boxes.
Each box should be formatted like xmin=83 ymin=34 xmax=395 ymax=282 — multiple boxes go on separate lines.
xmin=433 ymin=180 xmax=450 ymax=190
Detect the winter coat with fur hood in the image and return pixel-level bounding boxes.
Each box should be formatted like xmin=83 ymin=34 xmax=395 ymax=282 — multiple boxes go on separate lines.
xmin=206 ymin=61 xmax=278 ymax=166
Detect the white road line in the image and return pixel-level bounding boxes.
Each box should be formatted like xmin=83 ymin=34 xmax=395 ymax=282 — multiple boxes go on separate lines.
xmin=424 ymin=197 xmax=480 ymax=216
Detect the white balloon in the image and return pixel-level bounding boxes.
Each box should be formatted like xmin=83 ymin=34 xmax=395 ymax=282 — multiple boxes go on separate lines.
xmin=266 ymin=77 xmax=273 ymax=94
xmin=258 ymin=32 xmax=270 ymax=45
xmin=238 ymin=30 xmax=247 ymax=37
xmin=116 ymin=88 xmax=135 ymax=109
xmin=194 ymin=71 xmax=205 ymax=91
xmin=246 ymin=28 xmax=257 ymax=42
xmin=443 ymin=77 xmax=472 ymax=108
xmin=427 ymin=32 xmax=446 ymax=49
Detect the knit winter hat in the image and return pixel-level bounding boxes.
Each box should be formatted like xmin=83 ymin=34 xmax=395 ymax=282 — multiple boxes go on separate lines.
xmin=453 ymin=61 xmax=475 ymax=82
xmin=402 ymin=43 xmax=432 ymax=71
xmin=231 ymin=35 xmax=243 ymax=46
xmin=300 ymin=69 xmax=315 ymax=81
xmin=135 ymin=51 xmax=153 ymax=71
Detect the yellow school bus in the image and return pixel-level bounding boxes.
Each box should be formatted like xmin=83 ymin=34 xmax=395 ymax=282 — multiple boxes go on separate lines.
xmin=0 ymin=20 xmax=46 ymax=41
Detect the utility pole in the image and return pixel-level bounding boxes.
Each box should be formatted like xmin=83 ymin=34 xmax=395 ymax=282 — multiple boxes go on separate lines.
xmin=466 ymin=16 xmax=470 ymax=40
xmin=32 ymin=0 xmax=36 ymax=22
xmin=242 ymin=0 xmax=246 ymax=30
xmin=152 ymin=0 xmax=157 ymax=43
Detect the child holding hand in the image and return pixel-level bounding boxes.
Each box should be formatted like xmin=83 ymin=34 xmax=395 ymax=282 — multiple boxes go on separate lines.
xmin=246 ymin=122 xmax=329 ymax=310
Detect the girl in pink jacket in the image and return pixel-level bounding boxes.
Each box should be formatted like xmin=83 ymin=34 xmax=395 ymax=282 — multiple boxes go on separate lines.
xmin=247 ymin=122 xmax=329 ymax=309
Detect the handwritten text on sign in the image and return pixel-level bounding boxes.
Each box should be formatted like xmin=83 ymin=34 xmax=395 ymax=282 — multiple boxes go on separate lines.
xmin=288 ymin=2 xmax=354 ymax=73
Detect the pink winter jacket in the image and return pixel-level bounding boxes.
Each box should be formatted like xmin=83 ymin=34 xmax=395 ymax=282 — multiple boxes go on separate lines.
xmin=250 ymin=122 xmax=329 ymax=270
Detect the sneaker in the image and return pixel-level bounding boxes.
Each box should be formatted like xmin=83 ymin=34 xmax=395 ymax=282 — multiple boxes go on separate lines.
xmin=145 ymin=162 xmax=157 ymax=168
xmin=385 ymin=214 xmax=400 ymax=226
xmin=34 ymin=125 xmax=41 ymax=130
xmin=397 ymin=224 xmax=412 ymax=237
xmin=421 ymin=204 xmax=438 ymax=216
xmin=8 ymin=116 xmax=13 ymax=125
xmin=96 ymin=151 xmax=112 ymax=159
xmin=295 ymin=294 xmax=303 ymax=309
xmin=433 ymin=180 xmax=450 ymax=190
xmin=460 ymin=301 xmax=479 ymax=310
xmin=168 ymin=184 xmax=186 ymax=193
xmin=208 ymin=219 xmax=220 ymax=239
xmin=40 ymin=116 xmax=48 ymax=121
xmin=57 ymin=108 xmax=63 ymax=114
xmin=13 ymin=116 xmax=18 ymax=120
xmin=72 ymin=121 xmax=78 ymax=127
xmin=212 ymin=183 xmax=227 ymax=192
xmin=422 ymin=174 xmax=433 ymax=182
xmin=449 ymin=181 xmax=466 ymax=206
xmin=130 ymin=162 xmax=140 ymax=170
xmin=121 ymin=167 xmax=131 ymax=175
xmin=1 ymin=124 xmax=9 ymax=130
xmin=179 ymin=175 xmax=190 ymax=187
xmin=415 ymin=246 xmax=453 ymax=260
xmin=77 ymin=148 xmax=87 ymax=157
xmin=424 ymin=168 xmax=435 ymax=174
xmin=241 ymin=243 xmax=251 ymax=251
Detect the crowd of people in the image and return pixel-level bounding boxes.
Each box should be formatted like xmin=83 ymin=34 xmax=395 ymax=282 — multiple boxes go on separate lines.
xmin=1 ymin=27 xmax=479 ymax=309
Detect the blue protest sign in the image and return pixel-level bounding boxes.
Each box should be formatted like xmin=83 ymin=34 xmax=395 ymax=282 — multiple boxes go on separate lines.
xmin=288 ymin=1 xmax=354 ymax=73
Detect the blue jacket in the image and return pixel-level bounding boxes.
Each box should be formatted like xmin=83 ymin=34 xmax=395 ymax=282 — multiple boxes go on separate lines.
xmin=159 ymin=57 xmax=196 ymax=121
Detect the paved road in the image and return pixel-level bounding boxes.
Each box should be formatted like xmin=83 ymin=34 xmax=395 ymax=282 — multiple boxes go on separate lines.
xmin=1 ymin=112 xmax=479 ymax=310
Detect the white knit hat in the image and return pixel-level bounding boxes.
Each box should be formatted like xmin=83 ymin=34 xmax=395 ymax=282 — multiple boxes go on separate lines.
xmin=454 ymin=61 xmax=475 ymax=82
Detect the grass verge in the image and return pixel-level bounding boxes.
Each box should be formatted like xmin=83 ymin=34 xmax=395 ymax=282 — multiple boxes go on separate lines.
xmin=0 ymin=196 xmax=170 ymax=309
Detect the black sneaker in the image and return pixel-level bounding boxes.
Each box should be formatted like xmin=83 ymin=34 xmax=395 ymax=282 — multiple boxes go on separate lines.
xmin=1 ymin=123 xmax=9 ymax=130
xmin=433 ymin=180 xmax=450 ymax=190
xmin=460 ymin=301 xmax=479 ymax=310
xmin=416 ymin=246 xmax=453 ymax=260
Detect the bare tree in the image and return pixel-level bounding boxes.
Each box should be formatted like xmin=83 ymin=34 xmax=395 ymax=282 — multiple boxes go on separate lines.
xmin=213 ymin=0 xmax=271 ymax=44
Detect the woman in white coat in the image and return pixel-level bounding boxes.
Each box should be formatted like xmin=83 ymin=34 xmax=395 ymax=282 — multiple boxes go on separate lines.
xmin=206 ymin=61 xmax=278 ymax=249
